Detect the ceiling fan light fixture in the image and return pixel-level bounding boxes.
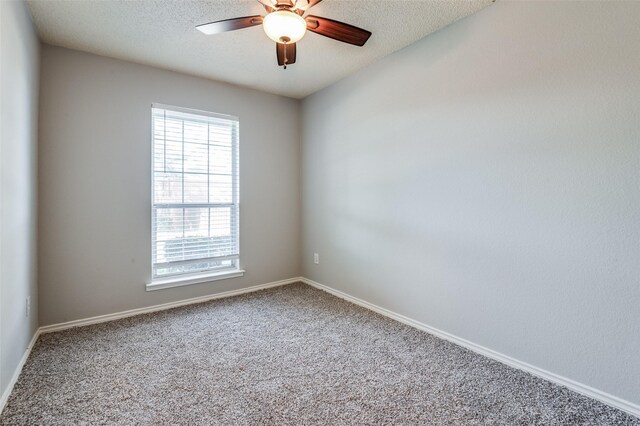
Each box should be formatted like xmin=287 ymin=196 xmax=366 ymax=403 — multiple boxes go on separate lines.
xmin=263 ymin=10 xmax=307 ymax=43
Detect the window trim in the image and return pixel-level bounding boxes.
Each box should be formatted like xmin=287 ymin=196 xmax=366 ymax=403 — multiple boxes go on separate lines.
xmin=146 ymin=268 xmax=245 ymax=292
xmin=149 ymin=103 xmax=241 ymax=288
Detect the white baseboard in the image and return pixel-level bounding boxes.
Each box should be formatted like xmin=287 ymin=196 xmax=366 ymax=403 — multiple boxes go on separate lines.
xmin=0 ymin=329 xmax=40 ymax=415
xmin=300 ymin=277 xmax=640 ymax=419
xmin=40 ymin=277 xmax=302 ymax=334
xmin=3 ymin=276 xmax=637 ymax=419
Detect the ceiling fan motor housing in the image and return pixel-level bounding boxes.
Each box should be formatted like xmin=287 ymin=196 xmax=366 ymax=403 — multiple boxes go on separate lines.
xmin=275 ymin=0 xmax=295 ymax=9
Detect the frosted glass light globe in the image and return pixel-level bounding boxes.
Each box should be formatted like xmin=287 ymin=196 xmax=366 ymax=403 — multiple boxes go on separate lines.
xmin=263 ymin=10 xmax=307 ymax=43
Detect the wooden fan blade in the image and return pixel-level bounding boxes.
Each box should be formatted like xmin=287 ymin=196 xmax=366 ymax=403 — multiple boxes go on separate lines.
xmin=196 ymin=16 xmax=263 ymax=35
xmin=305 ymin=15 xmax=371 ymax=46
xmin=276 ymin=43 xmax=297 ymax=67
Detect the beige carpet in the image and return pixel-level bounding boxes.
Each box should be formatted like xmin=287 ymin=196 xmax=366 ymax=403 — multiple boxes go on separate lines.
xmin=1 ymin=283 xmax=638 ymax=425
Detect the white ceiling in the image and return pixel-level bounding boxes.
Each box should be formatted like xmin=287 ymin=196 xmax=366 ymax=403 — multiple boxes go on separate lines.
xmin=27 ymin=0 xmax=493 ymax=99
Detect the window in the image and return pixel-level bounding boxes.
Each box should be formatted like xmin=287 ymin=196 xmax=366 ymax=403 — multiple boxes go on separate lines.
xmin=151 ymin=104 xmax=240 ymax=283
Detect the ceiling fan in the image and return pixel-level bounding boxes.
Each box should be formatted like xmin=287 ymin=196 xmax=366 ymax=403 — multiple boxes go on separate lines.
xmin=196 ymin=0 xmax=372 ymax=69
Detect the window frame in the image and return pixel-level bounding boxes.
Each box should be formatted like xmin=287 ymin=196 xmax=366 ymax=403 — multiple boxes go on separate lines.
xmin=147 ymin=103 xmax=243 ymax=290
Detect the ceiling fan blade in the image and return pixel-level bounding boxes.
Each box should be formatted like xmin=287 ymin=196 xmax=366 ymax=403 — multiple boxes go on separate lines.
xmin=196 ymin=16 xmax=263 ymax=35
xmin=276 ymin=42 xmax=297 ymax=67
xmin=305 ymin=16 xmax=371 ymax=46
xmin=255 ymin=0 xmax=276 ymax=13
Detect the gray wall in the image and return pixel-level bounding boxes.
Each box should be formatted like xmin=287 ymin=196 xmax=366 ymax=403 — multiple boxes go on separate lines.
xmin=39 ymin=46 xmax=301 ymax=326
xmin=301 ymin=1 xmax=640 ymax=405
xmin=0 ymin=0 xmax=39 ymax=398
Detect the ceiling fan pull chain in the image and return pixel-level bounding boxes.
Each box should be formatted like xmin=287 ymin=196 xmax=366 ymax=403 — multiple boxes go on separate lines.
xmin=283 ymin=41 xmax=288 ymax=69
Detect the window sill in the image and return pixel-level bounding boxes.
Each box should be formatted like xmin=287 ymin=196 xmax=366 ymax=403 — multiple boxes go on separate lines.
xmin=146 ymin=269 xmax=245 ymax=292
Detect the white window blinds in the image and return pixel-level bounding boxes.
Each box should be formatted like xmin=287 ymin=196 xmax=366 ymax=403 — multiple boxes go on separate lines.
xmin=152 ymin=104 xmax=239 ymax=279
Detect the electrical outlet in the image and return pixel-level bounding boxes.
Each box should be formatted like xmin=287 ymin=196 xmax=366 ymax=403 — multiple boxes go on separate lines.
xmin=26 ymin=296 xmax=31 ymax=318
xmin=314 ymin=253 xmax=319 ymax=264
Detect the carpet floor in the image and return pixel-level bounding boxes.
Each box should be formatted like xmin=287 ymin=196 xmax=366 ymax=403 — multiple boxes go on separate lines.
xmin=1 ymin=283 xmax=638 ymax=425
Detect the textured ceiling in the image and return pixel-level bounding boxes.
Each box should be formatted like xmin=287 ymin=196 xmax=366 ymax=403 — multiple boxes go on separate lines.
xmin=27 ymin=0 xmax=493 ymax=99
